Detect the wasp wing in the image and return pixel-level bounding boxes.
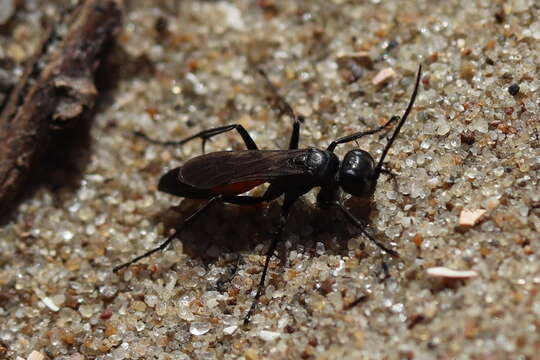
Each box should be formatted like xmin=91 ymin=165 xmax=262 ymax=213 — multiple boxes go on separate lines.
xmin=179 ymin=149 xmax=310 ymax=189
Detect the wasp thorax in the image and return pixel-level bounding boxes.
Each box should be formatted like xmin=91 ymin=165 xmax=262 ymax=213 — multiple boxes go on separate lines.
xmin=338 ymin=149 xmax=377 ymax=198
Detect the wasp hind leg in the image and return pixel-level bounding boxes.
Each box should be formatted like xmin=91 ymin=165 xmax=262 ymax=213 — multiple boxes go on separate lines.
xmin=135 ymin=124 xmax=259 ymax=154
xmin=258 ymin=69 xmax=303 ymax=150
xmin=112 ymin=195 xmax=223 ymax=272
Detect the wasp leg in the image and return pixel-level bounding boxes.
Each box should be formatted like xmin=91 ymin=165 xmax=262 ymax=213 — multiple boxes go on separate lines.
xmin=288 ymin=117 xmax=302 ymax=150
xmin=113 ymin=196 xmax=223 ymax=272
xmin=258 ymin=69 xmax=303 ymax=150
xmin=326 ymin=115 xmax=400 ymax=152
xmin=379 ymin=167 xmax=399 ymax=193
xmin=216 ymin=256 xmax=241 ymax=292
xmin=333 ymin=202 xmax=399 ymax=258
xmin=243 ymin=192 xmax=298 ymax=325
xmin=135 ymin=123 xmax=258 ymax=154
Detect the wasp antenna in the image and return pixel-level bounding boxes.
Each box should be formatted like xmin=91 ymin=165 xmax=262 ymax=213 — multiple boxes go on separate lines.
xmin=374 ymin=65 xmax=422 ymax=178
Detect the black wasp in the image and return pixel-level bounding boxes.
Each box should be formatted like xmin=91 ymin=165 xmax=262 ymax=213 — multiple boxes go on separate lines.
xmin=114 ymin=65 xmax=422 ymax=324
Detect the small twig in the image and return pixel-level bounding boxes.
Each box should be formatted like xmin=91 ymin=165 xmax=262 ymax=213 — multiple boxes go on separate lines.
xmin=344 ymin=294 xmax=369 ymax=310
xmin=0 ymin=0 xmax=121 ymax=218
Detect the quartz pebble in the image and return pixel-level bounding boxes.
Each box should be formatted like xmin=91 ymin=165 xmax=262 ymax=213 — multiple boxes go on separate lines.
xmin=27 ymin=351 xmax=45 ymax=360
xmin=372 ymin=67 xmax=396 ymax=86
xmin=337 ymin=51 xmax=373 ymax=69
xmin=426 ymin=267 xmax=478 ymax=279
xmin=223 ymin=325 xmax=238 ymax=335
xmin=190 ymin=322 xmax=211 ymax=336
xmin=0 ymin=0 xmax=15 ymax=24
xmin=459 ymin=209 xmax=486 ymax=227
xmin=41 ymin=297 xmax=60 ymax=312
xmin=259 ymin=330 xmax=281 ymax=341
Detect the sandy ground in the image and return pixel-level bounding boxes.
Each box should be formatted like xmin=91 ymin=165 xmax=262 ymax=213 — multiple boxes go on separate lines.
xmin=1 ymin=0 xmax=539 ymax=359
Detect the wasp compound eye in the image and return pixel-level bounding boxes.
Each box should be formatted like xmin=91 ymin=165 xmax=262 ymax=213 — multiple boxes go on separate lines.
xmin=339 ymin=149 xmax=376 ymax=198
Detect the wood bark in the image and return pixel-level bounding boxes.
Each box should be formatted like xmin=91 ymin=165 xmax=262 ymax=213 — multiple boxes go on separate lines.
xmin=0 ymin=0 xmax=121 ymax=217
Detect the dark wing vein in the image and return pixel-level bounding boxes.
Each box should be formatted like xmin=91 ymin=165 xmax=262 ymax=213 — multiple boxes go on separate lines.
xmin=179 ymin=150 xmax=309 ymax=189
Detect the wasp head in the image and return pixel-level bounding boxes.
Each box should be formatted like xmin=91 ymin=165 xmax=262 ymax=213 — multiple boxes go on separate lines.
xmin=338 ymin=149 xmax=378 ymax=198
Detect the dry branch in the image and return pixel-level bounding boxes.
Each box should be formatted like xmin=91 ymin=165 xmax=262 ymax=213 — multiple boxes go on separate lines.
xmin=0 ymin=0 xmax=121 ymax=217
